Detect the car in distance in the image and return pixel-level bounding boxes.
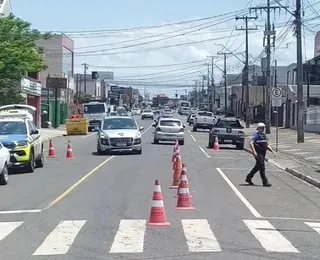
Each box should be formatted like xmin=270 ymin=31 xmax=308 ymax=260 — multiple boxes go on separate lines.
xmin=208 ymin=117 xmax=245 ymax=149
xmin=0 ymin=141 xmax=10 ymax=185
xmin=152 ymin=118 xmax=185 ymax=145
xmin=141 ymin=109 xmax=154 ymax=120
xmin=187 ymin=113 xmax=196 ymax=125
xmin=96 ymin=116 xmax=144 ymax=155
xmin=193 ymin=111 xmax=215 ymax=131
xmin=131 ymin=108 xmax=141 ymax=115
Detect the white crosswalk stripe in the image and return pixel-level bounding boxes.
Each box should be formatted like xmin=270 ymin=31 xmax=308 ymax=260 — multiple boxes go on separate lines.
xmin=0 ymin=219 xmax=319 ymax=255
xmin=181 ymin=219 xmax=221 ymax=252
xmin=243 ymin=220 xmax=300 ymax=253
xmin=32 ymin=220 xmax=86 ymax=256
xmin=109 ymin=219 xmax=146 ymax=253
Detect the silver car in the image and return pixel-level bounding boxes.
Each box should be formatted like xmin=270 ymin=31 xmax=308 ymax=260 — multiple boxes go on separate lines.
xmin=96 ymin=116 xmax=144 ymax=154
xmin=152 ymin=118 xmax=185 ymax=145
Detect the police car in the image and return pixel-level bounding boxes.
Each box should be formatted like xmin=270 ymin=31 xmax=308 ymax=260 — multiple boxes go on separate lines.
xmin=0 ymin=105 xmax=44 ymax=173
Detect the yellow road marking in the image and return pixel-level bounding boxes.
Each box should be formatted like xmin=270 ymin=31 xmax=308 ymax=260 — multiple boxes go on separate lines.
xmin=43 ymin=156 xmax=115 ymax=210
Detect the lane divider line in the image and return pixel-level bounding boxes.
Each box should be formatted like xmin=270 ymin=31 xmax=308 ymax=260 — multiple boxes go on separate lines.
xmin=216 ymin=168 xmax=262 ymax=218
xmin=198 ymin=146 xmax=211 ymax=158
xmin=43 ymin=156 xmax=115 ymax=210
xmin=0 ymin=209 xmax=42 ymax=214
xmin=42 ymin=122 xmax=153 ymax=211
xmin=190 ymin=135 xmax=196 ymax=142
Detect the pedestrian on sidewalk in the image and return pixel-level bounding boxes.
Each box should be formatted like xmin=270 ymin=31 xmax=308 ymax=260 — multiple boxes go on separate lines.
xmin=245 ymin=122 xmax=276 ymax=187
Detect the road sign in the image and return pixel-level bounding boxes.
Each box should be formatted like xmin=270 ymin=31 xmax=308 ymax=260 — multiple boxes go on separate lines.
xmin=46 ymin=77 xmax=67 ymax=89
xmin=272 ymin=87 xmax=282 ymax=107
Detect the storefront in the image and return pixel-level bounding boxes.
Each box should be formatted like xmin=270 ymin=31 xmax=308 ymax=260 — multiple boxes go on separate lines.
xmin=21 ymin=77 xmax=42 ymax=127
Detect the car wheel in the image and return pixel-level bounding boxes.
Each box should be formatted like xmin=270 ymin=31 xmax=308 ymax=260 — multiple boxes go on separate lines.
xmin=208 ymin=139 xmax=213 ymax=149
xmin=153 ymin=139 xmax=159 ymax=144
xmin=179 ymin=140 xmax=184 ymax=145
xmin=35 ymin=146 xmax=44 ymax=168
xmin=141 ymin=117 xmax=144 ymax=120
xmin=0 ymin=163 xmax=8 ymax=185
xmin=25 ymin=150 xmax=35 ymax=173
xmin=97 ymin=143 xmax=103 ymax=155
xmin=193 ymin=126 xmax=197 ymax=132
xmin=237 ymin=143 xmax=244 ymax=150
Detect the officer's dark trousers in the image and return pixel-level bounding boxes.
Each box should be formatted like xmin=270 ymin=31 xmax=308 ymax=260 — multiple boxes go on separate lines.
xmin=247 ymin=153 xmax=268 ymax=183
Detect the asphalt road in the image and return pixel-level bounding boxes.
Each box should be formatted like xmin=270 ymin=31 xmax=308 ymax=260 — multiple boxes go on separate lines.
xmin=0 ymin=114 xmax=320 ymax=259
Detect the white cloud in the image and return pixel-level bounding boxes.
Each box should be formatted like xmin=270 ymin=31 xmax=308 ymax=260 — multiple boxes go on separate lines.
xmin=68 ymin=15 xmax=317 ymax=97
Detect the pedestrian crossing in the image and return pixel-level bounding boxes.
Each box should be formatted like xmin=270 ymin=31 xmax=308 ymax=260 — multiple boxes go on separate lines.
xmin=0 ymin=218 xmax=319 ymax=255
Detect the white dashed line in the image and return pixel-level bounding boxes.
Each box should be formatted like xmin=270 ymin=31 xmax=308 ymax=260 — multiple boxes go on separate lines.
xmin=190 ymin=135 xmax=196 ymax=142
xmin=198 ymin=146 xmax=210 ymax=158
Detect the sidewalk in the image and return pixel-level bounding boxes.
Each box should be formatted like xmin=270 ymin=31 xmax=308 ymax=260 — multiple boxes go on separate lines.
xmin=39 ymin=125 xmax=66 ymax=141
xmin=242 ymin=123 xmax=320 ymax=189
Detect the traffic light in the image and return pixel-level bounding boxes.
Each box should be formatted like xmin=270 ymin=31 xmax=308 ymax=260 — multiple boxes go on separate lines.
xmin=175 ymin=93 xmax=178 ymax=98
xmin=91 ymin=71 xmax=98 ymax=79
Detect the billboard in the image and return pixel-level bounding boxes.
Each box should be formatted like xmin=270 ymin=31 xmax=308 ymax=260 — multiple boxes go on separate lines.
xmin=314 ymin=31 xmax=320 ymax=57
xmin=98 ymin=71 xmax=114 ymax=80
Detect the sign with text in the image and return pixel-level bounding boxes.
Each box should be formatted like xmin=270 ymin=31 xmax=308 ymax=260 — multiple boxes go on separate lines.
xmin=46 ymin=77 xmax=67 ymax=89
xmin=272 ymin=87 xmax=282 ymax=107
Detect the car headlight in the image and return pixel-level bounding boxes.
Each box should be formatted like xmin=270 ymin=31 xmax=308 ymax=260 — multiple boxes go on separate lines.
xmin=16 ymin=140 xmax=28 ymax=147
xmin=100 ymin=132 xmax=107 ymax=139
xmin=134 ymin=138 xmax=141 ymax=144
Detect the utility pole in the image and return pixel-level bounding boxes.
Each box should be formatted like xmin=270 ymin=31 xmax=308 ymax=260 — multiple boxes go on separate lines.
xmin=250 ymin=1 xmax=279 ymax=134
xmin=235 ymin=15 xmax=258 ymax=128
xmin=207 ymin=63 xmax=210 ymax=108
xmin=217 ymin=52 xmax=232 ymax=115
xmin=211 ymin=56 xmax=215 ymax=112
xmin=295 ymin=0 xmax=304 ymax=142
xmin=81 ymin=63 xmax=89 ymax=94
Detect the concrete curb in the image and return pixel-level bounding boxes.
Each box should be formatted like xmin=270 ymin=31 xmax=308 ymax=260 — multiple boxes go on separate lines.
xmin=243 ymin=148 xmax=320 ymax=189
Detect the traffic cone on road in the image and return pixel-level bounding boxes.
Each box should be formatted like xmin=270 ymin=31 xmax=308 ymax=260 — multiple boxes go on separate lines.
xmin=66 ymin=140 xmax=75 ymax=159
xmin=175 ymin=163 xmax=193 ymax=198
xmin=213 ymin=136 xmax=220 ymax=151
xmin=172 ymin=149 xmax=180 ymax=171
xmin=170 ymin=154 xmax=182 ymax=189
xmin=146 ymin=180 xmax=170 ymax=226
xmin=47 ymin=139 xmax=56 ymax=158
xmin=176 ymin=167 xmax=195 ymax=210
xmin=171 ymin=140 xmax=178 ymax=163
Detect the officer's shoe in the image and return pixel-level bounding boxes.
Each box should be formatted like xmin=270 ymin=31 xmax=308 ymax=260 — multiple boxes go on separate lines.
xmin=245 ymin=178 xmax=254 ymax=185
xmin=263 ymin=182 xmax=272 ymax=187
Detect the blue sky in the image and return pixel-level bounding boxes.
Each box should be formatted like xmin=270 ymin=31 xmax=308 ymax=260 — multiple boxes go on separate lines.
xmin=10 ymin=1 xmax=319 ymax=97
xmin=12 ymin=0 xmax=248 ymax=32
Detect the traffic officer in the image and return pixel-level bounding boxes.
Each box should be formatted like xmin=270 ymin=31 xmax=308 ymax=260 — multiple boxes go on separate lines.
xmin=245 ymin=122 xmax=275 ymax=187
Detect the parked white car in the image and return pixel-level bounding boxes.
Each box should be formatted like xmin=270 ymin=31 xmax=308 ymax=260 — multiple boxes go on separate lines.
xmin=0 ymin=141 xmax=10 ymax=185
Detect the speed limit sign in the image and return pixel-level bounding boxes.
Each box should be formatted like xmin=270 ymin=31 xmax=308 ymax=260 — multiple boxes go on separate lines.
xmin=272 ymin=87 xmax=282 ymax=107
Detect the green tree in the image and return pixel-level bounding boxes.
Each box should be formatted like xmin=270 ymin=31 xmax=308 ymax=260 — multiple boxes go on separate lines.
xmin=74 ymin=91 xmax=92 ymax=104
xmin=0 ymin=14 xmax=50 ymax=105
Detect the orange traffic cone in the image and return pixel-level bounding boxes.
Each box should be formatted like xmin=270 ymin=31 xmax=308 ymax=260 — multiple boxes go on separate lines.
xmin=172 ymin=149 xmax=180 ymax=171
xmin=171 ymin=140 xmax=178 ymax=163
xmin=213 ymin=136 xmax=219 ymax=151
xmin=47 ymin=139 xmax=56 ymax=158
xmin=170 ymin=154 xmax=182 ymax=189
xmin=176 ymin=167 xmax=195 ymax=210
xmin=175 ymin=163 xmax=193 ymax=198
xmin=66 ymin=140 xmax=75 ymax=159
xmin=146 ymin=180 xmax=170 ymax=226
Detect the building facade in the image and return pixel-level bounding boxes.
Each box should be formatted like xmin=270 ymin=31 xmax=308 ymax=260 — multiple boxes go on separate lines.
xmin=0 ymin=0 xmax=12 ymax=16
xmin=37 ymin=34 xmax=75 ymax=124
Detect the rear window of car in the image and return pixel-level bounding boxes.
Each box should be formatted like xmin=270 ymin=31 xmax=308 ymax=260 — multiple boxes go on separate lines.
xmin=215 ymin=119 xmax=242 ymax=128
xmin=198 ymin=112 xmax=213 ymax=116
xmin=164 ymin=109 xmax=172 ymax=112
xmin=160 ymin=120 xmax=181 ymax=127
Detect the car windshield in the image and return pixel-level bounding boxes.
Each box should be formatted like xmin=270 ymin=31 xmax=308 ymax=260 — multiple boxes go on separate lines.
xmin=164 ymin=109 xmax=172 ymax=113
xmin=0 ymin=121 xmax=27 ymax=135
xmin=198 ymin=112 xmax=213 ymax=116
xmin=215 ymin=119 xmax=242 ymax=128
xmin=160 ymin=120 xmax=181 ymax=127
xmin=103 ymin=118 xmax=137 ymax=130
xmin=84 ymin=104 xmax=105 ymax=114
xmin=143 ymin=110 xmax=152 ymax=113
